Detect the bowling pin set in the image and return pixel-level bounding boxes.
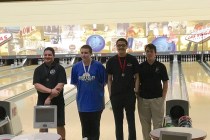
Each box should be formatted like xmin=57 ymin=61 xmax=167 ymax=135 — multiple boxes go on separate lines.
xmin=179 ymin=55 xmax=197 ymax=62
xmin=0 ymin=59 xmax=4 ymax=66
xmin=37 ymin=58 xmax=73 ymax=66
xmin=11 ymin=59 xmax=24 ymax=68
xmin=0 ymin=59 xmax=24 ymax=68
xmin=59 ymin=58 xmax=73 ymax=66
xmin=137 ymin=55 xmax=172 ymax=63
xmin=204 ymin=54 xmax=210 ymax=61
xmin=0 ymin=54 xmax=206 ymax=68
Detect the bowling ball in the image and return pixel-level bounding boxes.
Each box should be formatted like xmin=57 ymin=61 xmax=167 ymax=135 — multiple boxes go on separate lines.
xmin=170 ymin=105 xmax=185 ymax=126
xmin=152 ymin=36 xmax=176 ymax=52
xmin=86 ymin=35 xmax=105 ymax=52
xmin=178 ymin=115 xmax=192 ymax=127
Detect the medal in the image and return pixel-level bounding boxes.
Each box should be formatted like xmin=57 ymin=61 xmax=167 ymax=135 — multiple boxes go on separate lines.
xmin=46 ymin=78 xmax=49 ymax=81
xmin=83 ymin=72 xmax=90 ymax=77
xmin=122 ymin=73 xmax=125 ymax=77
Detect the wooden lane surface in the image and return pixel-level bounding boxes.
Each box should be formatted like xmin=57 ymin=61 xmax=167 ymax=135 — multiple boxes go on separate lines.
xmin=0 ymin=66 xmax=72 ymax=101
xmin=0 ymin=65 xmax=37 ymax=76
xmin=181 ymin=62 xmax=210 ymax=138
xmin=0 ymin=65 xmax=12 ymax=71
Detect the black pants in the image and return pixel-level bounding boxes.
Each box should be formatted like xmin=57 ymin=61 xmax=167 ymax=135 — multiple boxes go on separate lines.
xmin=111 ymin=94 xmax=136 ymax=140
xmin=79 ymin=111 xmax=103 ymax=140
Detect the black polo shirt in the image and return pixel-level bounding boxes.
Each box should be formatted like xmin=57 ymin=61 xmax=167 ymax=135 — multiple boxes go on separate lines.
xmin=106 ymin=54 xmax=139 ymax=97
xmin=33 ymin=62 xmax=67 ymax=100
xmin=139 ymin=60 xmax=169 ymax=99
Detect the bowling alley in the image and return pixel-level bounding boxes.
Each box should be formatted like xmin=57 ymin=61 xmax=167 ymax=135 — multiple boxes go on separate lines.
xmin=0 ymin=0 xmax=210 ymax=140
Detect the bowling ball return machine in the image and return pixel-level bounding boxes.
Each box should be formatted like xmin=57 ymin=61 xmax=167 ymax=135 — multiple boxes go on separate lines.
xmin=0 ymin=101 xmax=22 ymax=135
xmin=163 ymin=99 xmax=191 ymax=127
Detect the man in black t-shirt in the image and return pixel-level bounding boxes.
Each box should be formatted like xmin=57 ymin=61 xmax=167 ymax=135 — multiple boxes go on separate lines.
xmin=106 ymin=38 xmax=139 ymax=140
xmin=137 ymin=43 xmax=169 ymax=140
xmin=33 ymin=47 xmax=67 ymax=140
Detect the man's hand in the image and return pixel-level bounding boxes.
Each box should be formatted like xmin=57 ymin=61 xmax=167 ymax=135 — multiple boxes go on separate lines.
xmin=50 ymin=88 xmax=60 ymax=97
xmin=44 ymin=97 xmax=51 ymax=105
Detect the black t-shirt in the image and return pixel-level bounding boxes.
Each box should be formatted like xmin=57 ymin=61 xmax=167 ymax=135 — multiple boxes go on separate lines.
xmin=33 ymin=62 xmax=67 ymax=101
xmin=139 ymin=60 xmax=169 ymax=99
xmin=106 ymin=54 xmax=139 ymax=97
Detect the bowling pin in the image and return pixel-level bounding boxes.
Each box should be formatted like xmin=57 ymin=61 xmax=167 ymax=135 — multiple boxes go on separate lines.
xmin=14 ymin=59 xmax=18 ymax=66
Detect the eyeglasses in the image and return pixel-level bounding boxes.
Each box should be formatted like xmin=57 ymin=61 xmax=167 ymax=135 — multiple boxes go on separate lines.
xmin=116 ymin=44 xmax=127 ymax=48
xmin=145 ymin=49 xmax=155 ymax=53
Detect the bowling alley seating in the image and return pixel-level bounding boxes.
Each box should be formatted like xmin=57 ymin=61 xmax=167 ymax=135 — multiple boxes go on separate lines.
xmin=163 ymin=99 xmax=189 ymax=127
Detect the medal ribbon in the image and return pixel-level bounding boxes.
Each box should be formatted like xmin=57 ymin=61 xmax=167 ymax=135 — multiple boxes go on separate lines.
xmin=82 ymin=59 xmax=91 ymax=74
xmin=118 ymin=56 xmax=126 ymax=74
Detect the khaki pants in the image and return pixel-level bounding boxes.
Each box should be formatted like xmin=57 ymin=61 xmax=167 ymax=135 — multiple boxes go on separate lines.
xmin=137 ymin=97 xmax=165 ymax=140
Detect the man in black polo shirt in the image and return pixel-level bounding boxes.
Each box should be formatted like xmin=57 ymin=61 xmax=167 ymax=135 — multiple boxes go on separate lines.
xmin=33 ymin=47 xmax=67 ymax=140
xmin=106 ymin=38 xmax=139 ymax=140
xmin=137 ymin=43 xmax=169 ymax=140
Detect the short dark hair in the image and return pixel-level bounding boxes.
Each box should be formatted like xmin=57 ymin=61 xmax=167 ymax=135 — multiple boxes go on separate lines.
xmin=44 ymin=47 xmax=55 ymax=56
xmin=145 ymin=43 xmax=157 ymax=53
xmin=116 ymin=38 xmax=128 ymax=45
xmin=80 ymin=44 xmax=92 ymax=54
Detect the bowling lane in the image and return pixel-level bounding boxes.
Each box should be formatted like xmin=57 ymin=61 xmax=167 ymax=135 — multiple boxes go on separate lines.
xmin=0 ymin=65 xmax=12 ymax=71
xmin=0 ymin=81 xmax=34 ymax=100
xmin=0 ymin=67 xmax=72 ymax=100
xmin=162 ymin=62 xmax=173 ymax=100
xmin=181 ymin=62 xmax=210 ymax=136
xmin=0 ymin=65 xmax=37 ymax=77
xmin=163 ymin=62 xmax=170 ymax=69
xmin=0 ymin=79 xmax=74 ymax=101
xmin=0 ymin=70 xmax=34 ymax=88
xmin=0 ymin=65 xmax=72 ymax=89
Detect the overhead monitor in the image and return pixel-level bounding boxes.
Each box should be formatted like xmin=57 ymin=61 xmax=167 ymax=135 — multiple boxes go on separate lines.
xmin=33 ymin=105 xmax=57 ymax=129
xmin=160 ymin=130 xmax=192 ymax=140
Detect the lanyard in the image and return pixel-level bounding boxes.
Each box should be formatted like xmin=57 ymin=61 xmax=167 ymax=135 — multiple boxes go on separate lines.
xmin=118 ymin=56 xmax=126 ymax=74
xmin=82 ymin=60 xmax=91 ymax=73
